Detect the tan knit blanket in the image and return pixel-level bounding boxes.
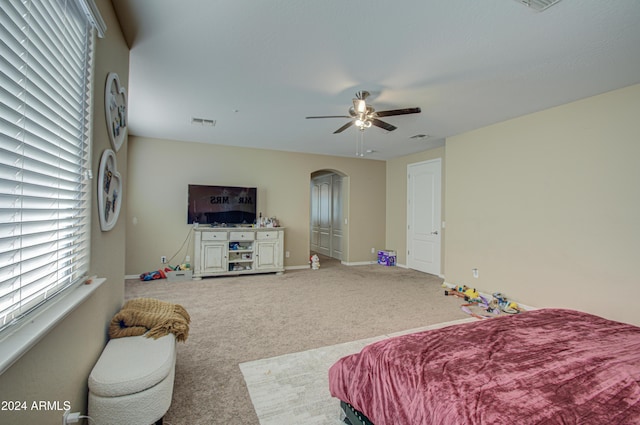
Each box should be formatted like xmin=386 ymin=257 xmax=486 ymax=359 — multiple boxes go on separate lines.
xmin=109 ymin=298 xmax=191 ymax=342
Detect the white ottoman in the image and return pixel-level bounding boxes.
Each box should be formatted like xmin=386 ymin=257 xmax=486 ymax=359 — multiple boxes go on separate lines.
xmin=88 ymin=333 xmax=176 ymax=425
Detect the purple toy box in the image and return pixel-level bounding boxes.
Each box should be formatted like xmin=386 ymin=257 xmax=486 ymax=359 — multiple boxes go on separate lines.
xmin=377 ymin=250 xmax=396 ymax=266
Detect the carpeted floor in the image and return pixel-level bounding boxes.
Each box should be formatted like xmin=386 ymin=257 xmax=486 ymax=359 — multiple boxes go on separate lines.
xmin=124 ymin=255 xmax=466 ymax=424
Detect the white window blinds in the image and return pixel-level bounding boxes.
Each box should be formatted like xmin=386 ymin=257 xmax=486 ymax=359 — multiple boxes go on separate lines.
xmin=0 ymin=0 xmax=100 ymax=334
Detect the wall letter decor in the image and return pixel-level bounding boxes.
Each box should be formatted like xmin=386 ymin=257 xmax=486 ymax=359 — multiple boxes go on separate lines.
xmin=105 ymin=72 xmax=127 ymax=152
xmin=98 ymin=149 xmax=122 ymax=231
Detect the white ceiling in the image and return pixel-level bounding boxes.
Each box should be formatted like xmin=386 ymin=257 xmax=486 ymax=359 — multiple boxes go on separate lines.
xmin=111 ymin=0 xmax=640 ymax=160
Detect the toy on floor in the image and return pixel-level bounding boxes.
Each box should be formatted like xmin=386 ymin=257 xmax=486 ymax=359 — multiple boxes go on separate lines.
xmin=445 ymin=285 xmax=524 ymax=319
xmin=461 ymin=301 xmax=500 ymax=320
xmin=310 ymin=254 xmax=320 ymax=270
xmin=139 ymin=267 xmax=172 ymax=281
xmin=444 ymin=285 xmax=481 ymax=302
xmin=443 ymin=285 xmax=468 ymax=298
xmin=492 ymin=292 xmax=521 ymax=314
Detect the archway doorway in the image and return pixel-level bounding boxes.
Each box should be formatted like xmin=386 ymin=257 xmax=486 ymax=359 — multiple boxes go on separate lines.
xmin=310 ymin=170 xmax=348 ymax=262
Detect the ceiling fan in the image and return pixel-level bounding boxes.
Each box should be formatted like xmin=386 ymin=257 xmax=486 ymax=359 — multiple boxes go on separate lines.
xmin=306 ymin=91 xmax=421 ymax=134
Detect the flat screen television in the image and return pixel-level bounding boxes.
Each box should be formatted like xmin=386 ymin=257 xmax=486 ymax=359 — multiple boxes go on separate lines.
xmin=188 ymin=185 xmax=257 ymax=225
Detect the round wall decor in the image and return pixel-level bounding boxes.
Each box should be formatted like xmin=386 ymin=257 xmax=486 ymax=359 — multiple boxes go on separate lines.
xmin=98 ymin=149 xmax=122 ymax=231
xmin=105 ymin=72 xmax=127 ymax=152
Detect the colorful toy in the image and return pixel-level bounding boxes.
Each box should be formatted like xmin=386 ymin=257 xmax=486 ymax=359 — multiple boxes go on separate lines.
xmin=492 ymin=292 xmax=522 ymax=314
xmin=461 ymin=301 xmax=500 ymax=320
xmin=139 ymin=267 xmax=172 ymax=281
xmin=310 ymin=254 xmax=320 ymax=270
xmin=464 ymin=287 xmax=480 ymax=301
xmin=444 ymin=285 xmax=469 ymax=298
xmin=446 ymin=286 xmax=525 ymax=319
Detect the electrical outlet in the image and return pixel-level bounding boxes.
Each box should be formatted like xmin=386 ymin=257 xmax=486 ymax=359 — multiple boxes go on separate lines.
xmin=185 ymin=255 xmax=190 ymax=262
xmin=371 ymin=247 xmax=375 ymax=254
xmin=161 ymin=255 xmax=167 ymax=264
xmin=285 ymin=251 xmax=290 ymax=258
xmin=472 ymin=268 xmax=479 ymax=278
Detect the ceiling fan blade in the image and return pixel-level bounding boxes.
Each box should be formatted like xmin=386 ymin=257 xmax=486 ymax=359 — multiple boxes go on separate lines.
xmin=333 ymin=121 xmax=355 ymax=134
xmin=306 ymin=115 xmax=352 ymax=119
xmin=375 ymin=107 xmax=421 ymax=117
xmin=371 ymin=118 xmax=397 ymax=132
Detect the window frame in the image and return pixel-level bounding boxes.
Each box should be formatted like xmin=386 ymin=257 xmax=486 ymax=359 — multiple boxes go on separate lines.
xmin=0 ymin=0 xmax=106 ymax=352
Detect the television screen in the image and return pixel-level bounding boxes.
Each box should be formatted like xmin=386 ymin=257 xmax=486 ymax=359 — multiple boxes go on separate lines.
xmin=188 ymin=185 xmax=257 ymax=225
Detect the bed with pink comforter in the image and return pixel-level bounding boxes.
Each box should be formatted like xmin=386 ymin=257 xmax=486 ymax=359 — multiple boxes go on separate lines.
xmin=329 ymin=308 xmax=640 ymax=425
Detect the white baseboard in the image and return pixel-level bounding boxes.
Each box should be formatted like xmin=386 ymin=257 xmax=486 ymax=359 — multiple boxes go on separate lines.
xmin=341 ymin=260 xmax=377 ymax=266
xmin=129 ymin=266 xmax=309 ymax=279
xmin=285 ymin=265 xmax=311 ymax=271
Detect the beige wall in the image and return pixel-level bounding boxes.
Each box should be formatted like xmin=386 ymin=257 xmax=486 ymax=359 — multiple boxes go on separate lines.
xmin=0 ymin=1 xmax=129 ymax=423
xmin=125 ymin=137 xmax=387 ymax=275
xmin=386 ymin=147 xmax=446 ymax=270
xmin=444 ymin=84 xmax=640 ymax=326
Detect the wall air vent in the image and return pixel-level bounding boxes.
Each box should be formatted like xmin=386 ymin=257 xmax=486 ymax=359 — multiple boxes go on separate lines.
xmin=513 ymin=0 xmax=562 ymax=12
xmin=191 ymin=117 xmax=216 ymax=126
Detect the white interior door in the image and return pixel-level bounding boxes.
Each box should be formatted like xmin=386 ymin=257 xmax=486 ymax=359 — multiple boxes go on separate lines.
xmin=310 ymin=182 xmax=320 ymax=252
xmin=310 ymin=175 xmax=331 ymax=257
xmin=318 ymin=178 xmax=331 ymax=256
xmin=407 ymin=159 xmax=441 ymax=275
xmin=330 ymin=176 xmax=343 ymax=260
xmin=310 ymin=173 xmax=344 ymax=260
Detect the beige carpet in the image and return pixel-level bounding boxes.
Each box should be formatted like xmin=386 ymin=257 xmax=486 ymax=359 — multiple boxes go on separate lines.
xmin=124 ymin=256 xmax=467 ymax=424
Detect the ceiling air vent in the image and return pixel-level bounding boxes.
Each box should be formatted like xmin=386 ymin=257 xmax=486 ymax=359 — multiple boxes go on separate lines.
xmin=513 ymin=0 xmax=562 ymax=12
xmin=410 ymin=134 xmax=430 ymax=140
xmin=191 ymin=117 xmax=216 ymax=126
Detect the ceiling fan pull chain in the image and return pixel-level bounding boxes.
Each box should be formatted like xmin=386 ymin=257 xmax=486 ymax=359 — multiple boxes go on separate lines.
xmin=355 ymin=130 xmax=365 ymax=157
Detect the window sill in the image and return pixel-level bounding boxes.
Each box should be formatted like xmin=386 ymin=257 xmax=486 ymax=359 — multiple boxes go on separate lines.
xmin=0 ymin=277 xmax=106 ymax=375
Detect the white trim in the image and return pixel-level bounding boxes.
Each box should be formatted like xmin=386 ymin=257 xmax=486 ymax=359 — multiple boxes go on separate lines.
xmin=0 ymin=277 xmax=106 ymax=375
xmin=285 ymin=265 xmax=311 ymax=271
xmin=77 ymin=0 xmax=106 ymax=38
xmin=341 ymin=260 xmax=377 ymax=266
xmin=127 ymin=265 xmax=310 ymax=280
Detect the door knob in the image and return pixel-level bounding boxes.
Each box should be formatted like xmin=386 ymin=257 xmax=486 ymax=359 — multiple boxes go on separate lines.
xmin=431 ymin=231 xmax=439 ymax=235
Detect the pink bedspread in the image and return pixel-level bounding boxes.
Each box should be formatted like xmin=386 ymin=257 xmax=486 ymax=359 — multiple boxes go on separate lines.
xmin=329 ymin=309 xmax=640 ymax=424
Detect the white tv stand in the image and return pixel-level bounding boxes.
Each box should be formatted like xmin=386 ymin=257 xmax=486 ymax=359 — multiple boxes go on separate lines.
xmin=193 ymin=227 xmax=285 ymax=278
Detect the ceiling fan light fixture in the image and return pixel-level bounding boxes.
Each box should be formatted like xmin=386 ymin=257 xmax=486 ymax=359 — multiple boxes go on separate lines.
xmin=354 ymin=99 xmax=367 ymax=113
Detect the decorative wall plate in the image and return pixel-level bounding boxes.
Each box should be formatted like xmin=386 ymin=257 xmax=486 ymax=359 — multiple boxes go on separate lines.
xmin=105 ymin=72 xmax=127 ymax=152
xmin=98 ymin=149 xmax=122 ymax=231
